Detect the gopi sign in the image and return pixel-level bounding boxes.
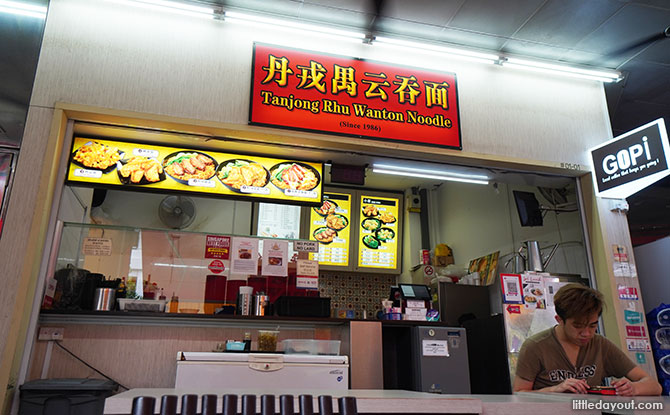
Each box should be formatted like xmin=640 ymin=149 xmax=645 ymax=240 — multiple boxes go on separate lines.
xmin=590 ymin=118 xmax=670 ymax=199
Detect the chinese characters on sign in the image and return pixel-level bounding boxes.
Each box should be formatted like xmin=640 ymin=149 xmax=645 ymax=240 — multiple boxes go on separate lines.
xmin=250 ymin=43 xmax=461 ymax=149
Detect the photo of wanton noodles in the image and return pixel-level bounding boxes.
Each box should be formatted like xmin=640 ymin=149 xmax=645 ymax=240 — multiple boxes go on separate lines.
xmin=72 ymin=141 xmax=122 ymax=171
xmin=217 ymin=159 xmax=269 ymax=191
xmin=117 ymin=156 xmax=165 ymax=184
xmin=163 ymin=151 xmax=217 ymax=183
xmin=269 ymin=162 xmax=320 ymax=191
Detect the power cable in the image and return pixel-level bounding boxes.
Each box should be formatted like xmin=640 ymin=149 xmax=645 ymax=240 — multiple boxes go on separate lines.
xmin=54 ymin=342 xmax=129 ymax=390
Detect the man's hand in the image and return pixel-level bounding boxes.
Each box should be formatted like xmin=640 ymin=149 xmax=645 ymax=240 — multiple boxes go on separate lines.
xmin=612 ymin=377 xmax=635 ymax=396
xmin=551 ymin=378 xmax=589 ymax=394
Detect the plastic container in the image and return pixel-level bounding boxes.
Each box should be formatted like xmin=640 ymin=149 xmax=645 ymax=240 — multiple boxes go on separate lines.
xmin=382 ymin=313 xmax=403 ymax=320
xmin=19 ymin=378 xmax=116 ymax=415
xmin=117 ymin=298 xmax=166 ymax=312
xmin=281 ymin=339 xmax=341 ymax=355
xmin=257 ymin=330 xmax=279 ymax=352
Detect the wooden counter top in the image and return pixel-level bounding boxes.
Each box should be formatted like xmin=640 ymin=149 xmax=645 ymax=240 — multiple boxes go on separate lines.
xmin=104 ymin=389 xmax=669 ymax=414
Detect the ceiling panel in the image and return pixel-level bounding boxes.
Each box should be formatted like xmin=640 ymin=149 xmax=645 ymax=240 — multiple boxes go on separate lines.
xmin=447 ymin=0 xmax=546 ymax=37
xmin=633 ymin=39 xmax=670 ymax=65
xmin=500 ymin=39 xmax=573 ymax=61
xmin=573 ymin=3 xmax=670 ymax=56
xmin=617 ymin=60 xmax=670 ymax=102
xmin=512 ymin=0 xmax=622 ymax=48
xmin=609 ymin=99 xmax=670 ymax=135
xmin=380 ymin=0 xmax=465 ymax=27
xmin=374 ymin=18 xmax=446 ymax=41
xmin=297 ymin=3 xmax=375 ymax=28
xmin=218 ymin=0 xmax=304 ymax=18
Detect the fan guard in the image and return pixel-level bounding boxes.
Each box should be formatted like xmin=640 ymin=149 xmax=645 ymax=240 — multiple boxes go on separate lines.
xmin=158 ymin=196 xmax=196 ymax=229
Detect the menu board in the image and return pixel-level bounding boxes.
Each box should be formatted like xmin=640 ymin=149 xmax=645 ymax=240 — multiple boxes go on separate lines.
xmin=66 ymin=137 xmax=323 ymax=205
xmin=309 ymin=193 xmax=351 ymax=267
xmin=358 ymin=194 xmax=400 ymax=269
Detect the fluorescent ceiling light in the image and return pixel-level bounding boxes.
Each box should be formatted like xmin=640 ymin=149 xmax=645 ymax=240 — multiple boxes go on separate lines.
xmin=225 ymin=11 xmax=366 ymax=40
xmin=109 ymin=0 xmax=215 ymax=19
xmin=153 ymin=263 xmax=208 ymax=269
xmin=503 ymin=57 xmax=621 ymax=83
xmin=372 ymin=164 xmax=489 ymax=185
xmin=374 ymin=36 xmax=500 ymax=65
xmin=0 ymin=0 xmax=47 ymax=18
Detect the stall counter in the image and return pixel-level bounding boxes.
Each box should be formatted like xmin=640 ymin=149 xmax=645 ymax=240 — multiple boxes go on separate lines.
xmin=103 ymin=389 xmax=670 ymax=414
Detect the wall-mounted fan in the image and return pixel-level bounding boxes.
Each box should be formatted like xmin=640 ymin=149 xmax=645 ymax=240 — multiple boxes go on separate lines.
xmin=158 ymin=196 xmax=196 ymax=229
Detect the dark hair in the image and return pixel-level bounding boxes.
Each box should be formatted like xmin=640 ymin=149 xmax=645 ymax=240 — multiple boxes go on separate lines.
xmin=554 ymin=284 xmax=604 ymax=322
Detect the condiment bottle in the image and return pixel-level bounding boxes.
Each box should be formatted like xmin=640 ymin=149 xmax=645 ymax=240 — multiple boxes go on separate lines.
xmin=169 ymin=292 xmax=179 ymax=313
xmin=243 ymin=332 xmax=251 ymax=351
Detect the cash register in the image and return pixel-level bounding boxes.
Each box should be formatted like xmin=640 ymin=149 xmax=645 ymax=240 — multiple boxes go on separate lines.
xmin=398 ymin=283 xmax=431 ymax=321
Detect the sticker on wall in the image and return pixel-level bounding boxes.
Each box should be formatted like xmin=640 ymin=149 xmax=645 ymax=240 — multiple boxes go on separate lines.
xmin=208 ymin=259 xmax=225 ymax=274
xmin=624 ymin=310 xmax=643 ymax=325
xmin=625 ymin=325 xmax=646 ymax=338
xmin=636 ymin=353 xmax=646 ymax=364
xmin=618 ymin=285 xmax=639 ymax=300
xmin=82 ymin=237 xmax=113 ymax=256
xmin=613 ymin=244 xmax=629 ymax=262
xmin=624 ymin=301 xmax=638 ymax=312
xmin=261 ymin=239 xmax=288 ymax=277
xmin=626 ymin=338 xmax=651 ymax=352
xmin=231 ymin=237 xmax=259 ymax=275
xmin=422 ymin=340 xmax=449 ymax=357
xmin=205 ymin=235 xmax=230 ymax=259
xmin=296 ymin=259 xmax=319 ymax=289
xmin=500 ymin=274 xmax=523 ymax=304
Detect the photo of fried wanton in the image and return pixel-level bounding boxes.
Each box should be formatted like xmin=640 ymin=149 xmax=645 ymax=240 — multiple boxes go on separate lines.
xmin=362 ymin=205 xmax=378 ymax=217
xmin=379 ymin=211 xmax=396 ymax=223
xmin=163 ymin=152 xmax=216 ymax=182
xmin=118 ymin=157 xmax=164 ymax=184
xmin=217 ymin=159 xmax=269 ymax=190
xmin=73 ymin=141 xmax=121 ymax=170
xmin=270 ymin=162 xmax=320 ymax=191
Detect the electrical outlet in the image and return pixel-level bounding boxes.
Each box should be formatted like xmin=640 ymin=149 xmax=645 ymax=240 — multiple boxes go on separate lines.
xmin=38 ymin=327 xmax=64 ymax=341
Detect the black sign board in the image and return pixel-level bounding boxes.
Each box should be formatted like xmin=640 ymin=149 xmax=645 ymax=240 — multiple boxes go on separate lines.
xmin=590 ymin=119 xmax=670 ymax=199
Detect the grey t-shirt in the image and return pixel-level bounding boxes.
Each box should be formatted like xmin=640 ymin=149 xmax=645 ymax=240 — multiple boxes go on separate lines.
xmin=516 ymin=326 xmax=636 ymax=389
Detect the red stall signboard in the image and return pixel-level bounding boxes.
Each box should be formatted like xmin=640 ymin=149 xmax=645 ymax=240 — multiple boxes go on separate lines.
xmin=250 ymin=43 xmax=462 ymax=149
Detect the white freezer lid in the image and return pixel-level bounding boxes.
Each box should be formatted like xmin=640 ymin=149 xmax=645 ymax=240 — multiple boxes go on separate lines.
xmin=177 ymin=352 xmax=348 ymax=365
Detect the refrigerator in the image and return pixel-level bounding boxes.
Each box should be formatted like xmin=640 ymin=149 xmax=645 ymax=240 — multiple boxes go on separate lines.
xmin=175 ymin=352 xmax=349 ymax=390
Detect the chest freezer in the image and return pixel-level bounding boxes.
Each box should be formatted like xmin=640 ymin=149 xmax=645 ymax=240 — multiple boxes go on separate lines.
xmin=175 ymin=352 xmax=349 ymax=390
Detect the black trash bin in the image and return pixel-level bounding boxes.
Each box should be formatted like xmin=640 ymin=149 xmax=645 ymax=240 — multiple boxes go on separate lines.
xmin=19 ymin=378 xmax=117 ymax=415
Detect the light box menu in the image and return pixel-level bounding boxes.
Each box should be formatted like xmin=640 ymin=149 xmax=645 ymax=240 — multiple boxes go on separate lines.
xmin=309 ymin=193 xmax=351 ymax=267
xmin=358 ymin=194 xmax=400 ymax=270
xmin=66 ymin=137 xmax=323 ymax=205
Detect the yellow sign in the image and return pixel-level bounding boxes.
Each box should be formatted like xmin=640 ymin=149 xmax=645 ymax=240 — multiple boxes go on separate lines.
xmin=358 ymin=194 xmax=399 ymax=269
xmin=67 ymin=137 xmax=323 ymax=205
xmin=309 ymin=193 xmax=351 ymax=267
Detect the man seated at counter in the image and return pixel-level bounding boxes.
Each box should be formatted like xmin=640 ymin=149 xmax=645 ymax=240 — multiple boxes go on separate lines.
xmin=513 ymin=284 xmax=661 ymax=395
